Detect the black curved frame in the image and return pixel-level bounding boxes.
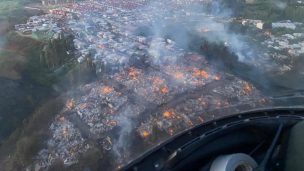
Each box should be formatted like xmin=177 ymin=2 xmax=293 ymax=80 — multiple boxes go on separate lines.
xmin=122 ymin=107 xmax=304 ymax=171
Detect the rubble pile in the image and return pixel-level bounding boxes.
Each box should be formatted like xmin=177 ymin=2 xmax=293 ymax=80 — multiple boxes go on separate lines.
xmin=137 ymin=76 xmax=269 ymax=137
xmin=113 ymin=67 xmax=177 ymax=105
xmin=31 ymin=116 xmax=90 ymax=170
xmin=75 ymin=82 xmax=129 ymax=135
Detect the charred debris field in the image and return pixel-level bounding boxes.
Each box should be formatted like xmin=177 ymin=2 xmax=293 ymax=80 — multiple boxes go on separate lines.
xmin=1 ymin=0 xmax=304 ymax=171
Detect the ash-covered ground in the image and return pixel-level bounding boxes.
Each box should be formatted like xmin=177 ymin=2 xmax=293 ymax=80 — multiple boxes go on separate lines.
xmin=12 ymin=0 xmax=304 ymax=170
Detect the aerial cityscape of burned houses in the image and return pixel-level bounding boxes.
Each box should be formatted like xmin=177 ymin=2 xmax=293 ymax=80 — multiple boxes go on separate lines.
xmin=16 ymin=0 xmax=303 ymax=170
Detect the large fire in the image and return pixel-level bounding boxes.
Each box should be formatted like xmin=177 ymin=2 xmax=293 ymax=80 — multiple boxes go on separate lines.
xmin=193 ymin=68 xmax=209 ymax=78
xmin=163 ymin=110 xmax=175 ymax=118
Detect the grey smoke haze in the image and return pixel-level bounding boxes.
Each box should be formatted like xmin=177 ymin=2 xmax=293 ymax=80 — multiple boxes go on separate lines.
xmin=141 ymin=0 xmax=258 ymax=64
xmin=209 ymin=0 xmax=233 ymax=17
xmin=101 ymin=0 xmax=274 ymax=165
xmin=112 ymin=107 xmax=134 ymax=163
xmin=109 ymin=0 xmax=264 ymax=162
xmin=272 ymin=0 xmax=287 ymax=10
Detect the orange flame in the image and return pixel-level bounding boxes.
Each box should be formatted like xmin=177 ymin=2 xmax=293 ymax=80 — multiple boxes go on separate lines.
xmin=160 ymin=86 xmax=169 ymax=94
xmin=101 ymin=86 xmax=114 ymax=94
xmin=66 ymin=99 xmax=75 ymax=110
xmin=141 ymin=130 xmax=150 ymax=138
xmin=193 ymin=68 xmax=209 ymax=78
xmin=163 ymin=110 xmax=175 ymax=118
xmin=243 ymin=82 xmax=253 ymax=95
xmin=174 ymin=72 xmax=184 ymax=79
xmin=128 ymin=67 xmax=141 ymax=79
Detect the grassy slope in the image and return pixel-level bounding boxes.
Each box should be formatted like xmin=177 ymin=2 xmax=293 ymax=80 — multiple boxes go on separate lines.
xmin=0 ymin=7 xmax=96 ymax=169
xmin=0 ymin=0 xmax=60 ymax=145
xmin=0 ymin=96 xmax=65 ymax=170
xmin=0 ymin=50 xmax=26 ymax=79
xmin=0 ymin=31 xmax=55 ymax=140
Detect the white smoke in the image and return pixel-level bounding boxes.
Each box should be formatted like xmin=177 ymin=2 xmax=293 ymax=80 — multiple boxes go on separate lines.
xmin=138 ymin=0 xmax=256 ymax=63
xmin=112 ymin=107 xmax=133 ymax=163
xmin=195 ymin=17 xmax=255 ymax=62
xmin=272 ymin=0 xmax=287 ymax=10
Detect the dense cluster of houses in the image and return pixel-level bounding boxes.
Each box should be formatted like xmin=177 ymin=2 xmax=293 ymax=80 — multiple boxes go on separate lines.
xmin=15 ymin=14 xmax=62 ymax=38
